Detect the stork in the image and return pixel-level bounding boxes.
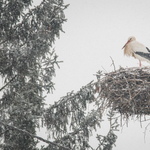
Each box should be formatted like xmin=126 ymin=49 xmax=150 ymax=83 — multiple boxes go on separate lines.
xmin=122 ymin=36 xmax=150 ymax=66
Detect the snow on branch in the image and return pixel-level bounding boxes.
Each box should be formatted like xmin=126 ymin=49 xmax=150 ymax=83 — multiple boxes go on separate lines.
xmin=0 ymin=121 xmax=71 ymax=150
xmin=44 ymin=81 xmax=96 ymax=137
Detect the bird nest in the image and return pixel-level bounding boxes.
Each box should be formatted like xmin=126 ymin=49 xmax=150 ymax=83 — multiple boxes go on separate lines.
xmin=96 ymin=67 xmax=150 ymax=117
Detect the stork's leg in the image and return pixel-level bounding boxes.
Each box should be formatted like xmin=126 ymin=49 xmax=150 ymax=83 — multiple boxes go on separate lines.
xmin=139 ymin=60 xmax=141 ymax=67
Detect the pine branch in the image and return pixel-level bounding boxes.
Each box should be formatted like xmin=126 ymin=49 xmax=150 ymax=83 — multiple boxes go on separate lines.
xmin=44 ymin=81 xmax=97 ymax=138
xmin=0 ymin=39 xmax=8 ymax=45
xmin=0 ymin=121 xmax=71 ymax=150
xmin=0 ymin=129 xmax=9 ymax=136
xmin=47 ymin=80 xmax=95 ymax=110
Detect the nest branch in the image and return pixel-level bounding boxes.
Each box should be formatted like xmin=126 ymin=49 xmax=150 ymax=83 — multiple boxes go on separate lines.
xmin=95 ymin=66 xmax=150 ymax=118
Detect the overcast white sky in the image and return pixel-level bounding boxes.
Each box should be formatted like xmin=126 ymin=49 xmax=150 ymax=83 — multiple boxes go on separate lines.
xmin=36 ymin=0 xmax=150 ymax=149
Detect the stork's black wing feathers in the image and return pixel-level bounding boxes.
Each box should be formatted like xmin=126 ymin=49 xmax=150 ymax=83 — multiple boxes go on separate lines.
xmin=146 ymin=47 xmax=150 ymax=53
xmin=135 ymin=52 xmax=150 ymax=61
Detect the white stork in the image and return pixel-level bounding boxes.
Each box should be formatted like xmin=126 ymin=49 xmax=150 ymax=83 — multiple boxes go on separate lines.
xmin=122 ymin=36 xmax=150 ymax=66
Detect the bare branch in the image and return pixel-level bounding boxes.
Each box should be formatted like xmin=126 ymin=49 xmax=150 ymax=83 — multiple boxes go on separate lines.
xmin=110 ymin=56 xmax=116 ymax=71
xmin=0 ymin=75 xmax=17 ymax=92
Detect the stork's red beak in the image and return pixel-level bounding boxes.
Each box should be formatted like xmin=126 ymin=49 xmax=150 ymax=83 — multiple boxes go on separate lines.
xmin=122 ymin=40 xmax=130 ymax=49
xmin=122 ymin=44 xmax=126 ymax=49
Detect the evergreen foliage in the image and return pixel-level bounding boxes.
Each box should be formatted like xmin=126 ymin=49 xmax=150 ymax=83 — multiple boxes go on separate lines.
xmin=43 ymin=82 xmax=119 ymax=150
xmin=0 ymin=0 xmax=67 ymax=149
xmin=0 ymin=1 xmax=118 ymax=150
xmin=96 ymin=110 xmax=118 ymax=150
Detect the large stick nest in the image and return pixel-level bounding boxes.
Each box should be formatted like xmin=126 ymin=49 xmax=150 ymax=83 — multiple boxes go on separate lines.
xmin=97 ymin=67 xmax=150 ymax=116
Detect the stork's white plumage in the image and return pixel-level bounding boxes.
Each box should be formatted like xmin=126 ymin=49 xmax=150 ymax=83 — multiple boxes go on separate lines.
xmin=122 ymin=36 xmax=150 ymax=66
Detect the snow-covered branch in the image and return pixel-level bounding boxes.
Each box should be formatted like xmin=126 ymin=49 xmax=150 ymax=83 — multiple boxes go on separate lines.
xmin=0 ymin=121 xmax=71 ymax=150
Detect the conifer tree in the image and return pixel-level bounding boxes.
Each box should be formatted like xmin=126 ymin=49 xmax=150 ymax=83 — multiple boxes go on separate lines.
xmin=0 ymin=0 xmax=67 ymax=149
xmin=0 ymin=1 xmax=118 ymax=150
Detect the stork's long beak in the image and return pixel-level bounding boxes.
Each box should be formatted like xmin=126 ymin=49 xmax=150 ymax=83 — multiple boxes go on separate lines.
xmin=122 ymin=40 xmax=129 ymax=49
xmin=122 ymin=44 xmax=126 ymax=49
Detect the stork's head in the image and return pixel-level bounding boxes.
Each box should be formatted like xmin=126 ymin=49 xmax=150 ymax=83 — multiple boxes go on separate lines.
xmin=122 ymin=36 xmax=136 ymax=49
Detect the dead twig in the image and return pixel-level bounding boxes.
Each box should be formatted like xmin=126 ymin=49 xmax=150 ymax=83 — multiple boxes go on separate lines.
xmin=110 ymin=56 xmax=116 ymax=71
xmin=0 ymin=75 xmax=17 ymax=91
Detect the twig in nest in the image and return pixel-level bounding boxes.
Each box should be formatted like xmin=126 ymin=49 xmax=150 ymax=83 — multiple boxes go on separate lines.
xmin=144 ymin=122 xmax=150 ymax=143
xmin=124 ymin=75 xmax=132 ymax=101
xmin=110 ymin=56 xmax=116 ymax=71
